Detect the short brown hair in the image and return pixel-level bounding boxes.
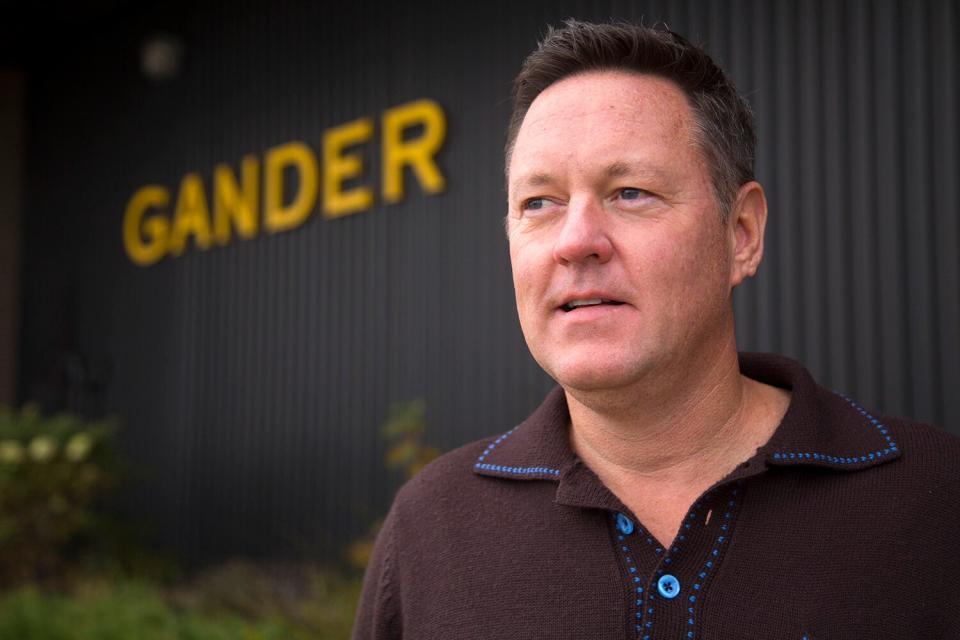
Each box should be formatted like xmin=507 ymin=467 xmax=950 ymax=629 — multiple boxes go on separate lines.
xmin=506 ymin=20 xmax=756 ymax=221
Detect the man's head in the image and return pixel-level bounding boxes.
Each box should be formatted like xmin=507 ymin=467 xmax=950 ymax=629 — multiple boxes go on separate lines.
xmin=505 ymin=21 xmax=767 ymax=395
xmin=506 ymin=20 xmax=755 ymax=222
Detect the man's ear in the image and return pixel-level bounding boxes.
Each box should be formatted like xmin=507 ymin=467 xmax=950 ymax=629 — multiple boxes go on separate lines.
xmin=728 ymin=181 xmax=767 ymax=288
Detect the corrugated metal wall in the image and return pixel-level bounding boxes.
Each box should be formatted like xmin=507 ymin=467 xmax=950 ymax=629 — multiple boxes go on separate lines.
xmin=0 ymin=70 xmax=23 ymax=407
xmin=17 ymin=0 xmax=960 ymax=563
xmin=730 ymin=0 xmax=960 ymax=434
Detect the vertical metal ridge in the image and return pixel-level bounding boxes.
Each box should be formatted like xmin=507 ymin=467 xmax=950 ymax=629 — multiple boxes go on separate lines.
xmin=932 ymin=0 xmax=960 ymax=428
xmin=872 ymin=0 xmax=909 ymax=415
xmin=846 ymin=0 xmax=879 ymax=407
xmin=772 ymin=0 xmax=801 ymax=361
xmin=904 ymin=0 xmax=938 ymax=422
xmin=797 ymin=1 xmax=825 ymax=376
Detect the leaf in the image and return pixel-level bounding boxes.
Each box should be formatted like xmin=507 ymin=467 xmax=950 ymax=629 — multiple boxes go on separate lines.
xmin=380 ymin=400 xmax=426 ymax=439
xmin=385 ymin=441 xmax=417 ymax=469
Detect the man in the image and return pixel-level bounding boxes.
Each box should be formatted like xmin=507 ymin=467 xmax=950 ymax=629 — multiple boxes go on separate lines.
xmin=354 ymin=21 xmax=960 ymax=639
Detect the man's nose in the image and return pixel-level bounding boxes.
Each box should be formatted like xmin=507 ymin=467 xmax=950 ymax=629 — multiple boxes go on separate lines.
xmin=552 ymin=197 xmax=614 ymax=265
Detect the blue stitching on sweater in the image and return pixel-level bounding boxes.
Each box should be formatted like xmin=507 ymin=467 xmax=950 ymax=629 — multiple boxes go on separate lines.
xmin=634 ymin=504 xmax=707 ymax=639
xmin=476 ymin=427 xmax=516 ymax=462
xmin=771 ymin=394 xmax=899 ymax=464
xmin=640 ymin=495 xmax=711 ymax=638
xmin=642 ymin=592 xmax=655 ymax=639
xmin=474 ymin=463 xmax=560 ymax=476
xmin=623 ymin=491 xmax=713 ymax=640
xmin=473 ymin=428 xmax=561 ymax=476
xmin=612 ymin=513 xmax=647 ymax=637
xmin=685 ymin=485 xmax=741 ymax=639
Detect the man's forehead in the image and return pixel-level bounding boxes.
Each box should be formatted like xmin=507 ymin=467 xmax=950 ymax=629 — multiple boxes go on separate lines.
xmin=507 ymin=72 xmax=697 ymax=188
xmin=522 ymin=70 xmax=691 ymax=127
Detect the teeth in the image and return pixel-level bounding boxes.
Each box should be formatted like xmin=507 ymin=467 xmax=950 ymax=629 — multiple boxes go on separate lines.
xmin=562 ymin=298 xmax=624 ymax=311
xmin=567 ymin=298 xmax=603 ymax=309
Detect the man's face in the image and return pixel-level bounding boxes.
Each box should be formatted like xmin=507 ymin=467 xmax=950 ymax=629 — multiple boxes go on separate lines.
xmin=506 ymin=71 xmax=740 ymax=393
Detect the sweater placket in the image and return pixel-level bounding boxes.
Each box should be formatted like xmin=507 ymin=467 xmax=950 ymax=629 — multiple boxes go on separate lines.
xmin=607 ymin=481 xmax=746 ymax=639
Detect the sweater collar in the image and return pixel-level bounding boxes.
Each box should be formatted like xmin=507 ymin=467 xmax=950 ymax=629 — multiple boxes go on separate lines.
xmin=472 ymin=352 xmax=902 ymax=485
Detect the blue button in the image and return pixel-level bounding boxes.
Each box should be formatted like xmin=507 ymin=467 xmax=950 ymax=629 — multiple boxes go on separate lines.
xmin=658 ymin=574 xmax=680 ymax=599
xmin=616 ymin=513 xmax=634 ymax=535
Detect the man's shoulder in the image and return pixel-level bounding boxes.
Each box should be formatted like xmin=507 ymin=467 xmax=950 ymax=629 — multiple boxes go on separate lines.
xmin=882 ymin=412 xmax=960 ymax=477
xmin=392 ymin=432 xmax=508 ymax=508
xmin=744 ymin=352 xmax=960 ymax=478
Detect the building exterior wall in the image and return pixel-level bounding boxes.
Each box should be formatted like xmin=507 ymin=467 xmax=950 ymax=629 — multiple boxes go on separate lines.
xmin=0 ymin=69 xmax=23 ymax=407
xmin=16 ymin=0 xmax=960 ymax=562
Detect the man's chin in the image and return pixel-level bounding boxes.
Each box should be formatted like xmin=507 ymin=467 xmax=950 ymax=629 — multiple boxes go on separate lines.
xmin=546 ymin=361 xmax=648 ymax=394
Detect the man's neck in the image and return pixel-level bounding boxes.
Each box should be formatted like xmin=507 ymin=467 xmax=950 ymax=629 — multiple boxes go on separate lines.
xmin=565 ymin=343 xmax=788 ymax=487
xmin=565 ymin=342 xmax=790 ymax=547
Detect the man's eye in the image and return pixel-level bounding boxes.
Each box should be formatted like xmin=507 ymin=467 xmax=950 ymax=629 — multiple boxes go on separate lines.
xmin=620 ymin=188 xmax=647 ymax=200
xmin=523 ymin=198 xmax=548 ymax=210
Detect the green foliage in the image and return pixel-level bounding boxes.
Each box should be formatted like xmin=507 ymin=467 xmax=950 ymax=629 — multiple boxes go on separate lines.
xmin=380 ymin=400 xmax=440 ymax=480
xmin=170 ymin=561 xmax=362 ymax=639
xmin=0 ymin=404 xmax=121 ymax=586
xmin=0 ymin=565 xmax=362 ymax=640
xmin=298 ymin=569 xmax=363 ymax=637
xmin=0 ymin=398 xmax=415 ymax=637
xmin=347 ymin=400 xmax=443 ymax=571
xmin=0 ymin=578 xmax=294 ymax=640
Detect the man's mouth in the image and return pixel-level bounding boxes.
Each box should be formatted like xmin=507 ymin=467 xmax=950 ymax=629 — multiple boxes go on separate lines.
xmin=561 ymin=298 xmax=625 ymax=312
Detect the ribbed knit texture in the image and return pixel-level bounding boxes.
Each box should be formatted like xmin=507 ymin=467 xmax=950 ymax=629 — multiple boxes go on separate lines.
xmin=353 ymin=353 xmax=960 ymax=639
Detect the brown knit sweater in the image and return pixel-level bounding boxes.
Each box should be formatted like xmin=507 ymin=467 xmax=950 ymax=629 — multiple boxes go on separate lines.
xmin=353 ymin=353 xmax=960 ymax=639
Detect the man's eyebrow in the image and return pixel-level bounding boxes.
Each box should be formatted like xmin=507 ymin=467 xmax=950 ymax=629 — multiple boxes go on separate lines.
xmin=603 ymin=161 xmax=671 ymax=181
xmin=511 ymin=164 xmax=674 ymax=191
xmin=510 ymin=172 xmax=555 ymax=193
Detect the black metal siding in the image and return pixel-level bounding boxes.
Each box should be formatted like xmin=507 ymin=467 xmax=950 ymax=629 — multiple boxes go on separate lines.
xmin=17 ymin=0 xmax=960 ymax=562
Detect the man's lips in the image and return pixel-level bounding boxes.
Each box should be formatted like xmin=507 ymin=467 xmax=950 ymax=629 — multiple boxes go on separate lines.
xmin=557 ymin=296 xmax=626 ymax=312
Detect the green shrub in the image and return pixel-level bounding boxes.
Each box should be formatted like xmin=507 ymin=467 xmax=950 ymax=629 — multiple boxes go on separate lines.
xmin=0 ymin=579 xmax=294 ymax=640
xmin=0 ymin=565 xmax=362 ymax=640
xmin=169 ymin=561 xmax=362 ymax=638
xmin=0 ymin=404 xmax=121 ymax=585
